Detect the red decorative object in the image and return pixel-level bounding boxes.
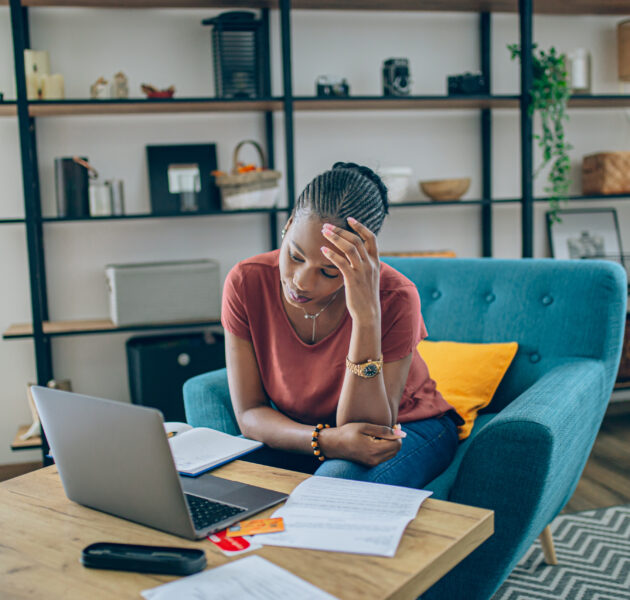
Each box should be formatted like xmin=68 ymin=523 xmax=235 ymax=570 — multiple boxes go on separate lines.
xmin=141 ymin=84 xmax=175 ymax=99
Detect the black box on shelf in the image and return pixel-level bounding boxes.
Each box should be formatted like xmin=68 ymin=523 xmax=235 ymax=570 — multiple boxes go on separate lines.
xmin=126 ymin=330 xmax=226 ymax=422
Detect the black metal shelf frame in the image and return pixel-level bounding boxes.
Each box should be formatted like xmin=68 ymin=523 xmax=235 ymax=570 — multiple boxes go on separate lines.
xmin=6 ymin=0 xmax=541 ymax=463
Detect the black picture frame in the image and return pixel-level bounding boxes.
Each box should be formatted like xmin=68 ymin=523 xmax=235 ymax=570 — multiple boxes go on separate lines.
xmin=146 ymin=144 xmax=219 ymax=215
xmin=546 ymin=208 xmax=625 ymax=263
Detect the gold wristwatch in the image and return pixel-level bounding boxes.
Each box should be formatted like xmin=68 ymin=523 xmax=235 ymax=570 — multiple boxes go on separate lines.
xmin=346 ymin=355 xmax=383 ymax=378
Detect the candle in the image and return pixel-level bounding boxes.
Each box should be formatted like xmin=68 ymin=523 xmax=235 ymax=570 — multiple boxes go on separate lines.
xmin=23 ymin=50 xmax=50 ymax=76
xmin=26 ymin=73 xmax=42 ymax=100
xmin=42 ymin=73 xmax=65 ymax=100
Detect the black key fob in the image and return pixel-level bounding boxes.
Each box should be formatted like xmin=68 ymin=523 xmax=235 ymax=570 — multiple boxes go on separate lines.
xmin=81 ymin=542 xmax=206 ymax=575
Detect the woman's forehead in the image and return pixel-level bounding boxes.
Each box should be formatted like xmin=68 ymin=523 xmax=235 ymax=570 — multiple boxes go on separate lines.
xmin=293 ymin=211 xmax=349 ymax=231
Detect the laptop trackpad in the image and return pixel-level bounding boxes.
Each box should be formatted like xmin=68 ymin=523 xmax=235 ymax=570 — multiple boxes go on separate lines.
xmin=180 ymin=473 xmax=244 ymax=500
xmin=180 ymin=473 xmax=287 ymax=511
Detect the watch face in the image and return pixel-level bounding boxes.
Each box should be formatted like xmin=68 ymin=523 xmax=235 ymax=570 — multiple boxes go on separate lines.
xmin=362 ymin=363 xmax=379 ymax=378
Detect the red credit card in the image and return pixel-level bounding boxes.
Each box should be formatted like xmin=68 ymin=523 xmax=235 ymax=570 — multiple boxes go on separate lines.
xmin=207 ymin=529 xmax=261 ymax=556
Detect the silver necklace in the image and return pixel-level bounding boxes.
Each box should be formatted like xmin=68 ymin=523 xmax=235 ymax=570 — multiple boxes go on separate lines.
xmin=303 ymin=290 xmax=340 ymax=343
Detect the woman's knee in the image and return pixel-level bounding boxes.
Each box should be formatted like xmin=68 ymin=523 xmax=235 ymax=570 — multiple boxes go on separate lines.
xmin=314 ymin=458 xmax=370 ymax=481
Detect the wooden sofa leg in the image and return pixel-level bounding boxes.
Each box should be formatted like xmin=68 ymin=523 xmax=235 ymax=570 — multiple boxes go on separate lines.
xmin=539 ymin=525 xmax=558 ymax=565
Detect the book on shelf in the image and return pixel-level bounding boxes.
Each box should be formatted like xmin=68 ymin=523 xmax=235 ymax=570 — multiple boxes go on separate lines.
xmin=163 ymin=422 xmax=262 ymax=477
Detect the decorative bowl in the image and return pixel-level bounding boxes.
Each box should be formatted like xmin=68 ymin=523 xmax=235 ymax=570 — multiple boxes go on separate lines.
xmin=419 ymin=177 xmax=471 ymax=201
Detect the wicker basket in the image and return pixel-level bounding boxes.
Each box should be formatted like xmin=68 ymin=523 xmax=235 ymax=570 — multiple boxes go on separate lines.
xmin=582 ymin=151 xmax=630 ymax=195
xmin=214 ymin=140 xmax=281 ymax=210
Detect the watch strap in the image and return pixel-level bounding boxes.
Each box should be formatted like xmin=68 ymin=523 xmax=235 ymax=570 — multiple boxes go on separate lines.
xmin=345 ymin=355 xmax=384 ymax=378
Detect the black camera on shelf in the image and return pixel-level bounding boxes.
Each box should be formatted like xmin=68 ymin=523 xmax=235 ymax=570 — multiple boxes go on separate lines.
xmin=316 ymin=75 xmax=350 ymax=98
xmin=447 ymin=72 xmax=488 ymax=95
xmin=382 ymin=58 xmax=411 ymax=97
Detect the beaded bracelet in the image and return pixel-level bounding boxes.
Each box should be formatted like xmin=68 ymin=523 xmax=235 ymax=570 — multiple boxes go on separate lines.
xmin=311 ymin=423 xmax=330 ymax=462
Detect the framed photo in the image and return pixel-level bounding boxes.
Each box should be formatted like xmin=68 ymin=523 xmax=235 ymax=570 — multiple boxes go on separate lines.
xmin=546 ymin=208 xmax=624 ymax=263
xmin=146 ymin=144 xmax=219 ymax=215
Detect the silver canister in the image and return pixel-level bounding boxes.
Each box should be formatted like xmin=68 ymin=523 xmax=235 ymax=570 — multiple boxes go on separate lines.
xmin=106 ymin=179 xmax=125 ymax=215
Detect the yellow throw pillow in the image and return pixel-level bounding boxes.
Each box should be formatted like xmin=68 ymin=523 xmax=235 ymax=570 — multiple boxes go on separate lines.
xmin=417 ymin=340 xmax=518 ymax=440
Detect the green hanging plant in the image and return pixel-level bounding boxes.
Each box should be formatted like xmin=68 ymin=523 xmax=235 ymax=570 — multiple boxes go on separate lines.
xmin=508 ymin=44 xmax=572 ymax=222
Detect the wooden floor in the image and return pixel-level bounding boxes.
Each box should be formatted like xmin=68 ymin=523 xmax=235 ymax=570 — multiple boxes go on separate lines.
xmin=563 ymin=406 xmax=630 ymax=512
xmin=0 ymin=460 xmax=41 ymax=482
xmin=2 ymin=408 xmax=629 ymax=513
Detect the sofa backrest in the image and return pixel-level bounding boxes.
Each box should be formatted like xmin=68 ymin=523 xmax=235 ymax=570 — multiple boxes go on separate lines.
xmin=382 ymin=257 xmax=627 ymax=413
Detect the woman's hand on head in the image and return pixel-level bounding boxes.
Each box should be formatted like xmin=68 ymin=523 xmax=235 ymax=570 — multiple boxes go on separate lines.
xmin=318 ymin=422 xmax=404 ymax=468
xmin=320 ymin=218 xmax=380 ymax=324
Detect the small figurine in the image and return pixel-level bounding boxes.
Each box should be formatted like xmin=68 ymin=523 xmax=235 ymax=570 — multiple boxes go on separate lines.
xmin=110 ymin=71 xmax=129 ymax=99
xmin=141 ymin=83 xmax=175 ymax=99
xmin=90 ymin=77 xmax=109 ymax=99
xmin=20 ymin=384 xmax=40 ymax=441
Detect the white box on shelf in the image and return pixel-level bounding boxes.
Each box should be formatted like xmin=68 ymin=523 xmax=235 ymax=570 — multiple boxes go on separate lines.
xmin=105 ymin=259 xmax=220 ymax=326
xmin=221 ymin=185 xmax=279 ymax=210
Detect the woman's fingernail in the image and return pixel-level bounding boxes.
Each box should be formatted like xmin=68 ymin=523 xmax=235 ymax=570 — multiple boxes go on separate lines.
xmin=321 ymin=246 xmax=329 ymax=254
xmin=394 ymin=428 xmax=406 ymax=437
xmin=347 ymin=217 xmax=357 ymax=224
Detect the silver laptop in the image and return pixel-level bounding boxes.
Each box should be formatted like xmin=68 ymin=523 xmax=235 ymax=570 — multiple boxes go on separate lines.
xmin=32 ymin=386 xmax=288 ymax=540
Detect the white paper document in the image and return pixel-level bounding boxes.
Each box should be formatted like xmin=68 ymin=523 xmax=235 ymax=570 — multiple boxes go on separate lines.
xmin=141 ymin=555 xmax=339 ymax=600
xmin=259 ymin=476 xmax=432 ymax=557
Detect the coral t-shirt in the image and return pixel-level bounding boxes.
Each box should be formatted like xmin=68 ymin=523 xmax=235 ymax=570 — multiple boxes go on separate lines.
xmin=221 ymin=250 xmax=455 ymax=425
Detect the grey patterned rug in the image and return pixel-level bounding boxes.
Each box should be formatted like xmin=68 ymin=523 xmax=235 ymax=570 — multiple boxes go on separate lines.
xmin=492 ymin=504 xmax=630 ymax=600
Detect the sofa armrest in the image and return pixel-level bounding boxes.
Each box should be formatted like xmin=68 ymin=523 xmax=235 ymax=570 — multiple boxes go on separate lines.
xmin=424 ymin=358 xmax=608 ymax=600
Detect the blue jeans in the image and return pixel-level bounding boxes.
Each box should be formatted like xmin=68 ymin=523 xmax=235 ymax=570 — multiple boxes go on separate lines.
xmin=243 ymin=412 xmax=459 ymax=490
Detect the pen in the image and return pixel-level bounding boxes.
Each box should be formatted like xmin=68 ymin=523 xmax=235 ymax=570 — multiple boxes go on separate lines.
xmin=167 ymin=431 xmax=177 ymax=438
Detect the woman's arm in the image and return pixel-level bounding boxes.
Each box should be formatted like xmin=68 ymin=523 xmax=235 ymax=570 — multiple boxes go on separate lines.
xmin=225 ymin=330 xmax=313 ymax=451
xmin=225 ymin=330 xmax=404 ymax=466
xmin=322 ymin=219 xmax=412 ymax=427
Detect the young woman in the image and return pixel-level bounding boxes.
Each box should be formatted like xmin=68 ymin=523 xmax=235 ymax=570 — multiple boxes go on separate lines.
xmin=221 ymin=162 xmax=462 ymax=489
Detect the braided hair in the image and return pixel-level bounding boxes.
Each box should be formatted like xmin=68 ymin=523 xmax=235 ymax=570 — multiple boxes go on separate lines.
xmin=294 ymin=162 xmax=389 ymax=234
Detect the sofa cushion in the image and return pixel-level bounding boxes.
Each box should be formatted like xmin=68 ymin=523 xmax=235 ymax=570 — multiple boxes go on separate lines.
xmin=417 ymin=340 xmax=518 ymax=439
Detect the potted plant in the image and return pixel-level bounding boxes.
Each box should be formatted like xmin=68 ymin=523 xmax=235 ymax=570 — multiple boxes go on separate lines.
xmin=509 ymin=44 xmax=572 ymax=222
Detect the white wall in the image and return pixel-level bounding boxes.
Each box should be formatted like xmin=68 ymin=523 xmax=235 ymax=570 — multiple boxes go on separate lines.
xmin=1 ymin=7 xmax=629 ymax=464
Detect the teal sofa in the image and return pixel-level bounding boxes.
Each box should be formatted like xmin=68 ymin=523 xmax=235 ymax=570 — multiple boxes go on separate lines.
xmin=183 ymin=257 xmax=627 ymax=600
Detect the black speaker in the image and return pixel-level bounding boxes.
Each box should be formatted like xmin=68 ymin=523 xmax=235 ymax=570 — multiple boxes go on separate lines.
xmin=126 ymin=330 xmax=225 ymax=422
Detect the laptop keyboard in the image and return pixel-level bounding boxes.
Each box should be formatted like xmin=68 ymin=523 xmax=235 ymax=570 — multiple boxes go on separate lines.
xmin=185 ymin=493 xmax=247 ymax=531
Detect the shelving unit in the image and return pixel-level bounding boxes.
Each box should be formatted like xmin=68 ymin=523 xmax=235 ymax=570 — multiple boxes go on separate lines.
xmin=0 ymin=101 xmax=17 ymax=116
xmin=9 ymin=0 xmax=630 ymax=14
xmin=26 ymin=97 xmax=283 ymax=116
xmin=10 ymin=426 xmax=41 ymax=451
xmin=3 ymin=318 xmax=222 ymax=339
xmin=4 ymin=0 xmax=630 ymax=461
xmin=39 ymin=207 xmax=284 ymax=222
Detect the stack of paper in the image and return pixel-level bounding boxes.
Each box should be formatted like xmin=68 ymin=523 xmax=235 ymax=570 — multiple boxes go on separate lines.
xmin=260 ymin=476 xmax=432 ymax=557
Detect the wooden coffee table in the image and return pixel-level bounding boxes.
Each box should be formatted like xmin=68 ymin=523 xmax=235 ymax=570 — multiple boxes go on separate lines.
xmin=0 ymin=462 xmax=493 ymax=599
